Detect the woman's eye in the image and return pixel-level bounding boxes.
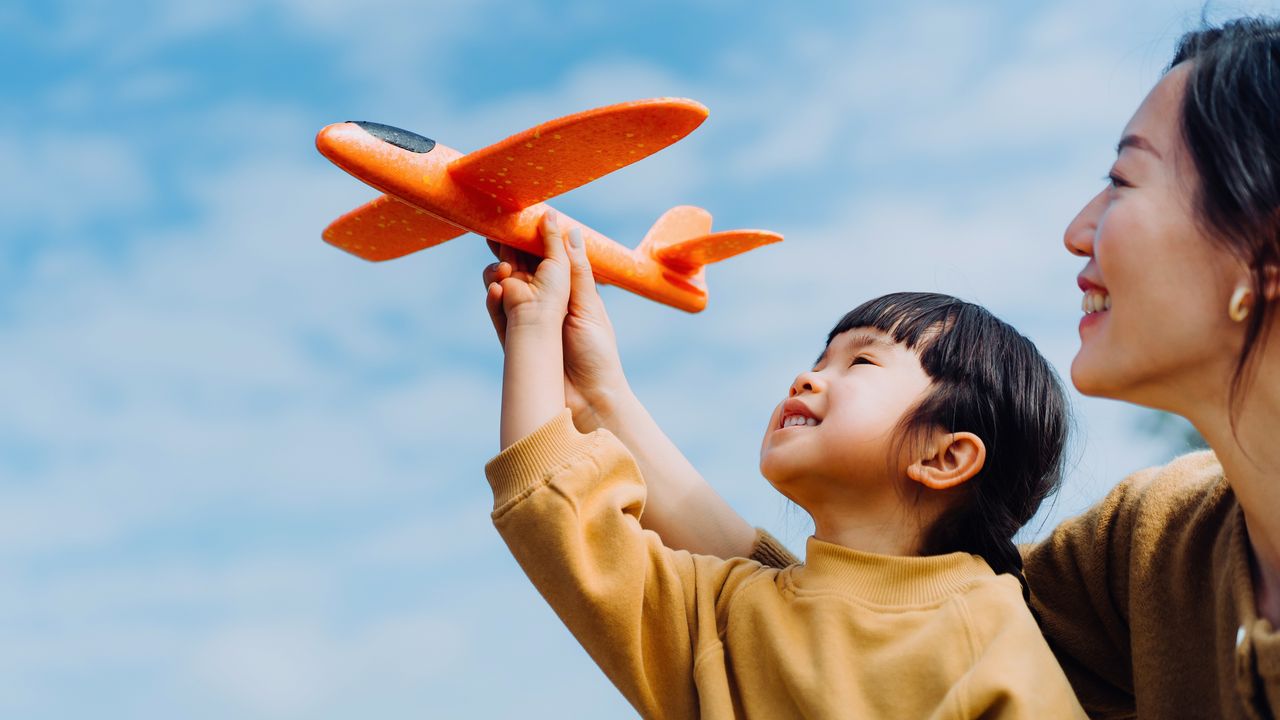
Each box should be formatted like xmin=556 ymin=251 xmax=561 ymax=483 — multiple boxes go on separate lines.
xmin=1105 ymin=171 xmax=1129 ymax=189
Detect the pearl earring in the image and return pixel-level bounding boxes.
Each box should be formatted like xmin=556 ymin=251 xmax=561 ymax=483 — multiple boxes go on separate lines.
xmin=1228 ymin=285 xmax=1252 ymax=323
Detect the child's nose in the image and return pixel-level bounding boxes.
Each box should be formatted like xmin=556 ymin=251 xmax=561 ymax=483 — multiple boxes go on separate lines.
xmin=789 ymin=372 xmax=821 ymax=396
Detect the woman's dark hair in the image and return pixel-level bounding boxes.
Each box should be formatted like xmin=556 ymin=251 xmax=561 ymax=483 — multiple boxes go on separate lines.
xmin=1169 ymin=17 xmax=1280 ymax=412
xmin=826 ymin=292 xmax=1069 ymax=595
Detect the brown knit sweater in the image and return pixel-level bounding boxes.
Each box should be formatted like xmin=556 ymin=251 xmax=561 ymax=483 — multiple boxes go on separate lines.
xmin=753 ymin=451 xmax=1280 ymax=718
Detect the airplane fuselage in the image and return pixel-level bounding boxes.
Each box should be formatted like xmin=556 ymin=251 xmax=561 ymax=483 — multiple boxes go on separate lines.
xmin=317 ymin=122 xmax=709 ymax=312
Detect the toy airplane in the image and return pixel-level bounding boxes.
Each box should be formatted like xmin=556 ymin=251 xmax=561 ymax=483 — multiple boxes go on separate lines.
xmin=315 ymin=98 xmax=782 ymax=312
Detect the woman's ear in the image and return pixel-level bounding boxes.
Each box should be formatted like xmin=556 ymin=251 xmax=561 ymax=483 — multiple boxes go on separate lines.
xmin=906 ymin=431 xmax=986 ymax=491
xmin=1263 ymin=264 xmax=1280 ymax=301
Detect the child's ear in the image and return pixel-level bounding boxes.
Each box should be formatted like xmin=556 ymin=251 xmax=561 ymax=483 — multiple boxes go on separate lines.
xmin=905 ymin=432 xmax=986 ymax=491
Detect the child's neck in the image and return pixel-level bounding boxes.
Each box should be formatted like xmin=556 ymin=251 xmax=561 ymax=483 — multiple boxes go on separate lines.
xmin=808 ymin=501 xmax=927 ymax=557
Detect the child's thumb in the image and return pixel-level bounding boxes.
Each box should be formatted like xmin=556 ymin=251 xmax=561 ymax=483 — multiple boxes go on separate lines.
xmin=540 ymin=211 xmax=568 ymax=264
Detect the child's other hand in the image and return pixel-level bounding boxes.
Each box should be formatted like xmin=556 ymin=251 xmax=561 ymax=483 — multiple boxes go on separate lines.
xmin=485 ymin=211 xmax=572 ymax=334
xmin=483 ymin=217 xmax=629 ymax=431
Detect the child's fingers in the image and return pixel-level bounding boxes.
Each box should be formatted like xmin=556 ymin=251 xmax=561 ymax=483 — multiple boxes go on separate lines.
xmin=485 ymin=281 xmax=507 ymax=347
xmin=496 ymin=241 xmax=537 ymax=279
xmin=496 ymin=242 xmax=518 ymax=272
xmin=540 ymin=210 xmax=569 ymax=264
xmin=482 ymin=261 xmax=512 ymax=289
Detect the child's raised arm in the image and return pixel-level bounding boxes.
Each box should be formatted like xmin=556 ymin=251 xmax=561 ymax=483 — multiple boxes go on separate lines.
xmin=487 ymin=212 xmax=572 ymax=449
xmin=483 ymin=215 xmax=770 ymax=718
xmin=484 ymin=230 xmax=757 ymax=558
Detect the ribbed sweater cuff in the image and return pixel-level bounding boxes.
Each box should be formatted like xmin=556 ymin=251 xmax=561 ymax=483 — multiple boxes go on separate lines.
xmin=484 ymin=409 xmax=594 ymax=510
xmin=751 ymin=528 xmax=800 ymax=568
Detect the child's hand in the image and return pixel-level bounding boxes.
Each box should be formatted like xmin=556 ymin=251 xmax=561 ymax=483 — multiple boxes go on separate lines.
xmin=484 ymin=217 xmax=630 ymax=432
xmin=486 ymin=211 xmax=573 ymax=335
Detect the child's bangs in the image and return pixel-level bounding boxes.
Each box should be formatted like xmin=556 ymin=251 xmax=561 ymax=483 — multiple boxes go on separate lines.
xmin=825 ymin=292 xmax=963 ymax=358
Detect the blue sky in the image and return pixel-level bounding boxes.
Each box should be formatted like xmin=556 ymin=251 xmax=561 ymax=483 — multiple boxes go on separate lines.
xmin=5 ymin=1 xmax=1272 ymax=717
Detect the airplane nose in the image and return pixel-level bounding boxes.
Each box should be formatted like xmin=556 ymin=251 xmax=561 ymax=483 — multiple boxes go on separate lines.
xmin=350 ymin=121 xmax=436 ymax=154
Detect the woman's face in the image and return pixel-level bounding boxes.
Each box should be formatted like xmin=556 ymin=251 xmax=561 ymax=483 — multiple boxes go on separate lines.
xmin=1063 ymin=62 xmax=1248 ymax=412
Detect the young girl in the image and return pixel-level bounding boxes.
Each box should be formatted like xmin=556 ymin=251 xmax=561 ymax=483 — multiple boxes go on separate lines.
xmin=482 ymin=213 xmax=1086 ymax=718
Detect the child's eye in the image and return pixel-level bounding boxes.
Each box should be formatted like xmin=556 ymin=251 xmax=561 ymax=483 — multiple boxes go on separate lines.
xmin=850 ymin=355 xmax=873 ymax=367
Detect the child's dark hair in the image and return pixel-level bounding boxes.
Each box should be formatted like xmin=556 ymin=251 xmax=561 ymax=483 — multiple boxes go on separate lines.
xmin=827 ymin=292 xmax=1069 ymax=592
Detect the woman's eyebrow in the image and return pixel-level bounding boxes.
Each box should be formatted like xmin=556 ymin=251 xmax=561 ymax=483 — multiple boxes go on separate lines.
xmin=1117 ymin=133 xmax=1163 ymax=159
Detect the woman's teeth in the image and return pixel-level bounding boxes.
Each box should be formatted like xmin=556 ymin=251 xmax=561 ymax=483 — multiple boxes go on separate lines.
xmin=782 ymin=415 xmax=818 ymax=428
xmin=1081 ymin=289 xmax=1111 ymax=315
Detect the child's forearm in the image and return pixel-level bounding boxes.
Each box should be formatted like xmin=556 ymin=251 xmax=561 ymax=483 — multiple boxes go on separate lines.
xmin=500 ymin=324 xmax=566 ymax=449
xmin=594 ymin=389 xmax=757 ymax=558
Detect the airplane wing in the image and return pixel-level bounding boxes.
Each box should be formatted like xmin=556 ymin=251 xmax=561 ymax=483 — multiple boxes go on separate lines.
xmin=447 ymin=98 xmax=708 ymax=211
xmin=323 ymin=194 xmax=466 ymax=261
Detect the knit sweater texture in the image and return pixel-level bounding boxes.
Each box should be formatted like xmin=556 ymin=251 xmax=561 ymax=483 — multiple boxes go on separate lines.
xmin=753 ymin=450 xmax=1280 ymax=718
xmin=486 ymin=411 xmax=1085 ymax=719
xmin=1026 ymin=450 xmax=1280 ymax=719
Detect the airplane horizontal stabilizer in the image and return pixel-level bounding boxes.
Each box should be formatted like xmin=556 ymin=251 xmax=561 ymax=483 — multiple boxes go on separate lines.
xmin=638 ymin=205 xmax=782 ymax=273
xmin=653 ymin=229 xmax=783 ymax=272
xmin=323 ymin=194 xmax=466 ymax=261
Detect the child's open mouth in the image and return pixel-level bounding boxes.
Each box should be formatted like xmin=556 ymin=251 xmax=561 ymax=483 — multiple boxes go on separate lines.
xmin=779 ymin=399 xmax=820 ymax=429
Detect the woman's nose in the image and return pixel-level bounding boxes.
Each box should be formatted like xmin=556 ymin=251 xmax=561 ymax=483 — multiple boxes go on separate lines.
xmin=1064 ymin=189 xmax=1105 ymax=258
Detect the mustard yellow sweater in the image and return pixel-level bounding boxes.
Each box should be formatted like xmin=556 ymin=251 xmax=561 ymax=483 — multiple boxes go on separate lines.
xmin=486 ymin=411 xmax=1085 ymax=719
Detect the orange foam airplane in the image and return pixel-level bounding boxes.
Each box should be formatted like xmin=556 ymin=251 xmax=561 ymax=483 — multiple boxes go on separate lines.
xmin=315 ymin=98 xmax=782 ymax=312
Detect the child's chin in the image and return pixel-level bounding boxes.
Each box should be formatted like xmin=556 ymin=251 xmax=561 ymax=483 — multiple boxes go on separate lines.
xmin=758 ymin=463 xmax=804 ymax=502
xmin=758 ymin=459 xmax=782 ymax=484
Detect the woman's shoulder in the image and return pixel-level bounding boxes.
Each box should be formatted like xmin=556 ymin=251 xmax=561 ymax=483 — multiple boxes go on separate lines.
xmin=1031 ymin=450 xmax=1232 ymax=567
xmin=1107 ymin=449 xmax=1229 ymax=522
xmin=1125 ymin=448 xmax=1222 ymax=486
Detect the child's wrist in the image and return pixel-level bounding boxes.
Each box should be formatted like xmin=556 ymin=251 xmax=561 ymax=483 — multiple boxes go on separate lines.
xmin=504 ymin=319 xmax=560 ymax=340
xmin=503 ymin=304 xmax=565 ymax=334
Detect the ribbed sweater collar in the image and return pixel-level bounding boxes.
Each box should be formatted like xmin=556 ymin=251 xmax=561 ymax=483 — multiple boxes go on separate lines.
xmin=792 ymin=537 xmax=995 ymax=606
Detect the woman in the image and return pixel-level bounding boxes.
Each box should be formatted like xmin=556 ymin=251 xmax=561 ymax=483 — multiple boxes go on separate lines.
xmin=1018 ymin=19 xmax=1280 ymax=717
xmin=481 ymin=17 xmax=1280 ymax=718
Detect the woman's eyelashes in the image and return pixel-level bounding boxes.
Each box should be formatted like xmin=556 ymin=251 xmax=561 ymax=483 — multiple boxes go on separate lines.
xmin=1105 ymin=169 xmax=1131 ymax=189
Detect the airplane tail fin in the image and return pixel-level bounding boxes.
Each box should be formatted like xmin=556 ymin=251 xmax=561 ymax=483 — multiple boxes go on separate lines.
xmin=323 ymin=194 xmax=466 ymax=262
xmin=638 ymin=206 xmax=782 ymax=278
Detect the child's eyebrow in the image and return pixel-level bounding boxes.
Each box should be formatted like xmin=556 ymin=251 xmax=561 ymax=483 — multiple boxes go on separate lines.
xmin=814 ymin=331 xmax=897 ymax=365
